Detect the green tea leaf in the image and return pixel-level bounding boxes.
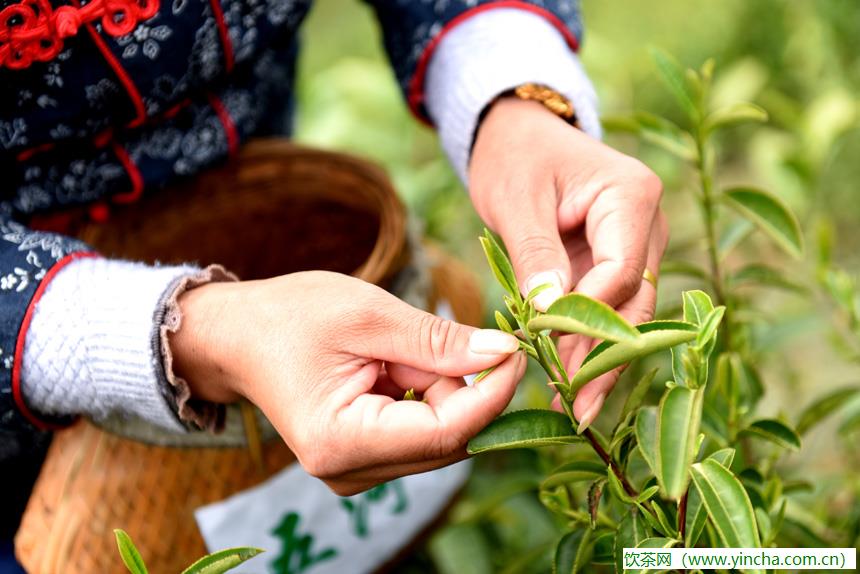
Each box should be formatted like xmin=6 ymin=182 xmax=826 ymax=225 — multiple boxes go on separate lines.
xmin=528 ymin=293 xmax=640 ymax=342
xmin=619 ymin=368 xmax=659 ymax=426
xmin=572 ymin=321 xmax=698 ymax=390
xmin=403 ymin=388 xmax=417 ymax=401
xmin=682 ymin=290 xmax=715 ymax=326
xmin=114 ymin=529 xmax=148 ymax=574
xmin=739 ymin=419 xmax=801 ymax=451
xmin=685 ymin=448 xmax=736 ymax=547
xmin=755 ymin=507 xmax=773 ymax=545
xmin=614 ymin=508 xmax=650 ymax=573
xmin=609 ymin=426 xmax=635 ymax=455
xmin=797 ymin=386 xmax=860 ymax=434
xmin=635 ymin=407 xmax=659 ymax=476
xmin=479 ymin=229 xmax=520 ymax=301
xmin=708 ymin=447 xmax=737 ymax=467
xmin=690 ymin=460 xmax=762 ymax=552
xmin=723 ymin=187 xmax=803 ymax=259
xmin=542 ymin=460 xmax=607 ymax=489
xmin=704 ymin=102 xmax=768 ymax=133
xmin=650 ymin=47 xmax=698 ymax=119
xmin=606 ymin=464 xmax=635 ymax=504
xmin=554 ymin=529 xmax=593 ymax=574
xmin=181 ymin=548 xmax=264 ymax=574
xmin=696 ymin=306 xmax=725 ymax=348
xmin=635 ymin=485 xmax=660 ymax=503
xmin=468 ymin=410 xmax=581 ymax=454
xmin=494 ymin=311 xmax=514 ymax=334
xmin=672 ymin=292 xmax=715 ymax=388
xmin=657 ymin=386 xmax=704 ymax=499
xmin=649 ymin=501 xmax=678 ymax=538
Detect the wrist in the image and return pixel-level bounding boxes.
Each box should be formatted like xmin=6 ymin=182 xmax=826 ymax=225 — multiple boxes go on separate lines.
xmin=169 ymin=281 xmax=244 ymax=404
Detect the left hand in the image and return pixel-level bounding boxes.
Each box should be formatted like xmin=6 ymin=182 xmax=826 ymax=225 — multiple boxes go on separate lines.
xmin=469 ymin=96 xmax=669 ymax=429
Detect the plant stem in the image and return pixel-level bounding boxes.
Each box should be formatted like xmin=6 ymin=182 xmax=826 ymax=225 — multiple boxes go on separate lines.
xmin=584 ymin=428 xmax=638 ymax=498
xmin=694 ymin=133 xmax=734 ymax=351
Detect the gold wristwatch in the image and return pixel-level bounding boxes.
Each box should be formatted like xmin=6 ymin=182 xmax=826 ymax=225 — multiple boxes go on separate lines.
xmin=510 ymin=83 xmax=579 ymax=127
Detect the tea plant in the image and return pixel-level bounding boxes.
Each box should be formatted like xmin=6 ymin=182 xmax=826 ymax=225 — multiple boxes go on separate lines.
xmin=462 ymin=50 xmax=839 ymax=572
xmin=113 ymin=529 xmax=263 ymax=574
xmin=469 ymin=228 xmax=752 ymax=571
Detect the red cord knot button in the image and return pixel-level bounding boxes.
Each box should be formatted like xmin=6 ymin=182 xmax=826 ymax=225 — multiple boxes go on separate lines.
xmin=0 ymin=0 xmax=161 ymax=69
xmin=53 ymin=6 xmax=81 ymax=38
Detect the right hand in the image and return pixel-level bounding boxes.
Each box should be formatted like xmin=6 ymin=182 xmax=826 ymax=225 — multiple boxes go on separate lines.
xmin=169 ymin=271 xmax=525 ymax=495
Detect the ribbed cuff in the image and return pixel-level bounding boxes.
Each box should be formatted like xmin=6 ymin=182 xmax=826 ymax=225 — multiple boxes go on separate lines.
xmin=21 ymin=258 xmax=211 ymax=432
xmin=424 ymin=8 xmax=601 ymax=184
xmin=156 ymin=265 xmax=237 ymax=432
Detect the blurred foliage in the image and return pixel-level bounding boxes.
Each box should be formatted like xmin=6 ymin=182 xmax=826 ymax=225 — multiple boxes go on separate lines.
xmin=293 ymin=0 xmax=860 ymax=570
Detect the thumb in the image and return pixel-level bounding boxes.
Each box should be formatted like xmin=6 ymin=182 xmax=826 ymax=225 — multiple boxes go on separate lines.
xmin=494 ymin=188 xmax=572 ymax=311
xmin=364 ymin=300 xmax=520 ymax=377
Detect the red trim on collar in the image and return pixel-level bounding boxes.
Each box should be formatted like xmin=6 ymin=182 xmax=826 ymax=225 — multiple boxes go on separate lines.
xmin=406 ymin=1 xmax=580 ymax=126
xmin=12 ymin=251 xmax=100 ymax=431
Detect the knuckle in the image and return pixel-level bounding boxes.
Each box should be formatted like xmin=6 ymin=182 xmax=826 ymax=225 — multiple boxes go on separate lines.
xmin=622 ymin=159 xmax=663 ymax=202
xmin=416 ymin=313 xmax=457 ymax=370
xmin=513 ymin=233 xmax=561 ymax=267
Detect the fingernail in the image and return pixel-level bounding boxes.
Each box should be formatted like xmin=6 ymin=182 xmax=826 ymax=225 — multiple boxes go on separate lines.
xmin=469 ymin=329 xmax=519 ymax=355
xmin=527 ymin=270 xmax=564 ymax=312
xmin=577 ymin=392 xmax=606 ymax=435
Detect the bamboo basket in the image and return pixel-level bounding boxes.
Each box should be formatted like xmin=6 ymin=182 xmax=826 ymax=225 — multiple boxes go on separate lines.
xmin=15 ymin=140 xmax=483 ymax=573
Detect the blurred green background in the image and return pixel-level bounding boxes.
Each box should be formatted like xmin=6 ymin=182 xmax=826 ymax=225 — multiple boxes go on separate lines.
xmin=292 ymin=1 xmax=860 ymax=570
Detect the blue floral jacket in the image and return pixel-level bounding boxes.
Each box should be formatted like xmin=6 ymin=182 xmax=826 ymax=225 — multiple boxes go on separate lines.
xmin=0 ymin=0 xmax=583 ymax=529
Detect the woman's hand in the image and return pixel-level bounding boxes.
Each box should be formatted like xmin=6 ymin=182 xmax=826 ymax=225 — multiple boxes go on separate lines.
xmin=470 ymin=97 xmax=669 ymax=429
xmin=170 ymin=271 xmax=525 ymax=495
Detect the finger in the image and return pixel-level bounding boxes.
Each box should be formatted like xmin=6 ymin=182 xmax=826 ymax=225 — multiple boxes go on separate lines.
xmin=339 ymin=352 xmax=525 ymax=466
xmin=573 ymin=175 xmax=662 ymax=308
xmin=363 ymin=299 xmax=519 ymax=378
xmin=491 ymin=178 xmax=572 ymax=311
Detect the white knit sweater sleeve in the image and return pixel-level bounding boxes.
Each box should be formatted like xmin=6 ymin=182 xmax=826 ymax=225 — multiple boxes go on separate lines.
xmin=423 ymin=8 xmax=601 ymax=184
xmin=20 ymin=258 xmax=201 ymax=432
